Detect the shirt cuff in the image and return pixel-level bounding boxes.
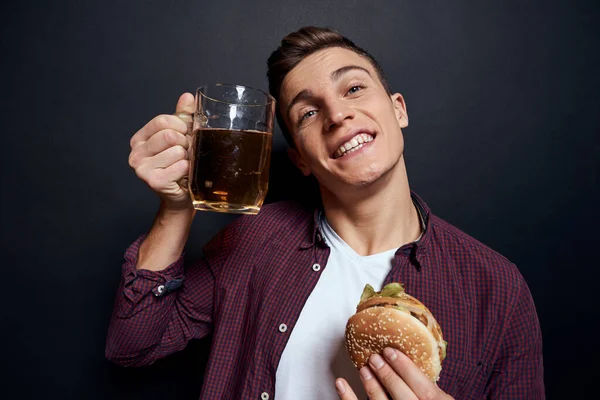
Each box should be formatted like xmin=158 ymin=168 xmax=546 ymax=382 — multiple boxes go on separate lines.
xmin=117 ymin=235 xmax=185 ymax=317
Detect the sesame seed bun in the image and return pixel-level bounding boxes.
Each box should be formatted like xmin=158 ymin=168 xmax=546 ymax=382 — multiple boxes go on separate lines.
xmin=344 ymin=285 xmax=447 ymax=382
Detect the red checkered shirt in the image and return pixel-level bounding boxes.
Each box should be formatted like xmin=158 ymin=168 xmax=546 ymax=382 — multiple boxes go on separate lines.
xmin=106 ymin=193 xmax=545 ymax=399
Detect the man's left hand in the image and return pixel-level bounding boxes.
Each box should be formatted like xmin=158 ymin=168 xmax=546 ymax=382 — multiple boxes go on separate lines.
xmin=335 ymin=347 xmax=454 ymax=400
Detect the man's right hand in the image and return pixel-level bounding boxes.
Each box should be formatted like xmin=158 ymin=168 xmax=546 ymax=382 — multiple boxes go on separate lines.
xmin=128 ymin=93 xmax=195 ymax=211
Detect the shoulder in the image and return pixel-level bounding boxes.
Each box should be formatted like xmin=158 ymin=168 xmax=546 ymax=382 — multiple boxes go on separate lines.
xmin=430 ymin=215 xmax=513 ymax=266
xmin=202 ymin=201 xmax=314 ymax=265
xmin=236 ymin=200 xmax=313 ymax=229
xmin=255 ymin=200 xmax=314 ymax=222
xmin=428 ymin=214 xmax=527 ymax=301
xmin=221 ymin=200 xmax=314 ymax=244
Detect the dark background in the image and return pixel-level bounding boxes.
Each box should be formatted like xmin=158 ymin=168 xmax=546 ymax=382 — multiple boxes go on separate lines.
xmin=1 ymin=0 xmax=598 ymax=398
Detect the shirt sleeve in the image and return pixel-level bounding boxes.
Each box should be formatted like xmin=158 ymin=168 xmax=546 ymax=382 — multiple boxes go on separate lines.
xmin=484 ymin=278 xmax=546 ymax=399
xmin=105 ymin=217 xmax=245 ymax=367
xmin=104 ymin=234 xmax=212 ymax=367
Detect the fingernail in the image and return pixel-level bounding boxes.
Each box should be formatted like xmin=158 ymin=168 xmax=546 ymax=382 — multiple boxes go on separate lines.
xmin=383 ymin=347 xmax=397 ymax=361
xmin=369 ymin=354 xmax=385 ymax=369
xmin=360 ymin=366 xmax=373 ymax=380
xmin=335 ymin=378 xmax=346 ymax=394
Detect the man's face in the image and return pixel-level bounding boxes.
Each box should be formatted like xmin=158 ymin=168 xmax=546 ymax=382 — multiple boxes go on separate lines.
xmin=280 ymin=47 xmax=408 ymax=193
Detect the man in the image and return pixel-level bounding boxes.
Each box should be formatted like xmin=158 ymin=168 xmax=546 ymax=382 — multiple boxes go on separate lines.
xmin=106 ymin=27 xmax=545 ymax=399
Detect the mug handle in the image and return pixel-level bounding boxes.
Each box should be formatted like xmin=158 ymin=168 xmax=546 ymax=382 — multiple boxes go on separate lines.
xmin=174 ymin=112 xmax=194 ymax=190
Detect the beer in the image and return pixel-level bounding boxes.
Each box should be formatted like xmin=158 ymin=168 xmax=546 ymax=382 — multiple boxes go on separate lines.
xmin=189 ymin=128 xmax=272 ymax=214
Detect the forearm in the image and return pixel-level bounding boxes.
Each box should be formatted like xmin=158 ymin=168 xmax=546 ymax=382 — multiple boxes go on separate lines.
xmin=137 ymin=201 xmax=195 ymax=271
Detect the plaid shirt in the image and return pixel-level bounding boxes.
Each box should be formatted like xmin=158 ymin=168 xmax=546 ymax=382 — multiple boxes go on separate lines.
xmin=106 ymin=193 xmax=545 ymax=399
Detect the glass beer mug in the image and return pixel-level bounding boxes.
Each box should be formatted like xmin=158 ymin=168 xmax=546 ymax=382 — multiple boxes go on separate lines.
xmin=182 ymin=84 xmax=275 ymax=215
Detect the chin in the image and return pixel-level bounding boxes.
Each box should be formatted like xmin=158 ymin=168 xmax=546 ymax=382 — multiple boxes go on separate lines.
xmin=316 ymin=154 xmax=402 ymax=193
xmin=349 ymin=161 xmax=395 ymax=187
xmin=319 ymin=171 xmax=385 ymax=196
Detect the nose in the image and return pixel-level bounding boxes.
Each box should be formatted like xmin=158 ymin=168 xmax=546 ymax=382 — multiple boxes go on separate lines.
xmin=323 ymin=98 xmax=355 ymax=132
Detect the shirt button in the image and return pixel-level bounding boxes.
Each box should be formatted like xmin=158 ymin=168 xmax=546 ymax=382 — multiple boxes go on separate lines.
xmin=261 ymin=392 xmax=269 ymax=400
xmin=312 ymin=263 xmax=321 ymax=272
xmin=157 ymin=285 xmax=165 ymax=294
xmin=278 ymin=323 xmax=288 ymax=333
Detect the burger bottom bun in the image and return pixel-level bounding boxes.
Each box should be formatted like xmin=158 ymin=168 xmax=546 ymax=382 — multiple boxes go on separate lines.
xmin=345 ymin=306 xmax=442 ymax=381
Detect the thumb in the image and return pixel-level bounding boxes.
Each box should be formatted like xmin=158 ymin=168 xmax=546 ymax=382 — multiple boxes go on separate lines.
xmin=174 ymin=92 xmax=195 ymax=134
xmin=174 ymin=92 xmax=195 ymax=116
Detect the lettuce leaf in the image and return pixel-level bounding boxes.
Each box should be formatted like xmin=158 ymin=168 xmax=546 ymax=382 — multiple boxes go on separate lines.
xmin=360 ymin=284 xmax=377 ymax=302
xmin=379 ymin=282 xmax=405 ymax=298
xmin=359 ymin=282 xmax=406 ymax=303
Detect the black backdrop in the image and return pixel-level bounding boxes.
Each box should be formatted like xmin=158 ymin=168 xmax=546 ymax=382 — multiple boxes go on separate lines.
xmin=2 ymin=1 xmax=599 ymax=399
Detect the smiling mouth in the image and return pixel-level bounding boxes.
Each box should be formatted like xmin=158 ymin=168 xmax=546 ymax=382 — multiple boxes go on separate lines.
xmin=332 ymin=133 xmax=375 ymax=159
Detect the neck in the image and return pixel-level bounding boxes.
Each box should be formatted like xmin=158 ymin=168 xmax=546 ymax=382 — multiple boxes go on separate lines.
xmin=320 ymin=159 xmax=422 ymax=256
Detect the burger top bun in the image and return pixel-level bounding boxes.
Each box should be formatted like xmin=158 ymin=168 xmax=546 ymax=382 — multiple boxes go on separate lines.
xmin=344 ymin=283 xmax=447 ymax=382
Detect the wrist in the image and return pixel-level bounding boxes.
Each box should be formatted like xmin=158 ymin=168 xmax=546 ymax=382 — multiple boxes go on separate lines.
xmin=154 ymin=200 xmax=196 ymax=231
xmin=159 ymin=199 xmax=195 ymax=217
xmin=137 ymin=201 xmax=195 ymax=271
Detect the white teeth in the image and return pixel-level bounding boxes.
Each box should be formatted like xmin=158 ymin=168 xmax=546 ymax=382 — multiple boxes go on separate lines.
xmin=348 ymin=143 xmax=364 ymax=153
xmin=334 ymin=133 xmax=374 ymax=158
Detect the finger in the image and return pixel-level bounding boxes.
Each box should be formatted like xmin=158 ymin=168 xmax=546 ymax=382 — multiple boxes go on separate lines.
xmin=143 ymin=129 xmax=190 ymax=156
xmin=368 ymin=354 xmax=418 ymax=400
xmin=138 ymin=159 xmax=189 ymax=192
xmin=174 ymin=92 xmax=195 ymax=136
xmin=131 ymin=114 xmax=189 ymax=147
xmin=159 ymin=158 xmax=189 ymax=184
xmin=151 ymin=145 xmax=188 ymax=169
xmin=174 ymin=92 xmax=195 ymax=115
xmin=335 ymin=378 xmax=359 ymax=400
xmin=357 ymin=366 xmax=390 ymax=400
xmin=175 ymin=93 xmax=196 ymax=145
xmin=385 ymin=349 xmax=444 ymax=400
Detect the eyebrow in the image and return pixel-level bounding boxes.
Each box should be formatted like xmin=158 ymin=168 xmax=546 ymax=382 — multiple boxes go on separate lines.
xmin=286 ymin=89 xmax=313 ymax=119
xmin=330 ymin=65 xmax=371 ymax=82
xmin=286 ymin=65 xmax=372 ymax=119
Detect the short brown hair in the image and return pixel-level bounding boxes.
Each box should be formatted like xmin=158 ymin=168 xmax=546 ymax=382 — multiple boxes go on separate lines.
xmin=267 ymin=26 xmax=390 ymax=147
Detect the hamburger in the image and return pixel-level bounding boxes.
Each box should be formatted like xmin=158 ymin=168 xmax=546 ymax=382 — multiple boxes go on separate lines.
xmin=344 ymin=282 xmax=447 ymax=382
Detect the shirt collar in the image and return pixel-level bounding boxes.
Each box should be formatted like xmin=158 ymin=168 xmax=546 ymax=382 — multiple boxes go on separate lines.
xmin=409 ymin=191 xmax=432 ymax=256
xmin=300 ymin=191 xmax=433 ymax=254
xmin=299 ymin=208 xmax=325 ymax=249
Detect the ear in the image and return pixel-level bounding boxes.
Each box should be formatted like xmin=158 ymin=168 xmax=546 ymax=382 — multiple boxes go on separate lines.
xmin=391 ymin=93 xmax=409 ymax=128
xmin=287 ymin=148 xmax=312 ymax=177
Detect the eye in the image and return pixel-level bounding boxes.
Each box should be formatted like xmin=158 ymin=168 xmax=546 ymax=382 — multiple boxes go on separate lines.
xmin=300 ymin=109 xmax=317 ymax=122
xmin=347 ymin=85 xmax=364 ymax=95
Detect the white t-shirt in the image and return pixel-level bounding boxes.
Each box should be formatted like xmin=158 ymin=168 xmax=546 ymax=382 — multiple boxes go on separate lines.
xmin=274 ymin=212 xmax=397 ymax=399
